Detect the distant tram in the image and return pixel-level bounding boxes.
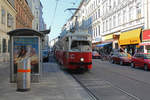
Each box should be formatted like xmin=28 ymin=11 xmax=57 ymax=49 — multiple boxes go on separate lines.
xmin=54 ymin=32 xmax=92 ymax=71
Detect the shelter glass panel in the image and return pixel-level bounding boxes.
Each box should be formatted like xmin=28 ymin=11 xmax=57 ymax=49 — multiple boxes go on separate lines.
xmin=13 ymin=37 xmax=39 ymax=74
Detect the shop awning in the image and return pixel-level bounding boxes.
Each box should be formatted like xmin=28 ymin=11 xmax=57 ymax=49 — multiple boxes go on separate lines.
xmin=96 ymin=42 xmax=112 ymax=47
xmin=119 ymin=28 xmax=141 ymax=45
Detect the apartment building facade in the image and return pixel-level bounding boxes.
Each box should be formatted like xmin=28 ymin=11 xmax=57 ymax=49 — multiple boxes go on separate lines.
xmin=62 ymin=0 xmax=148 ymax=55
xmin=0 ymin=0 xmax=16 ymax=62
xmin=26 ymin=0 xmax=46 ymax=31
xmin=15 ymin=0 xmax=33 ymax=28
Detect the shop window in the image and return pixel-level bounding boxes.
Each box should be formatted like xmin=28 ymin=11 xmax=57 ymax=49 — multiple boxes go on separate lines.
xmin=137 ymin=46 xmax=144 ymax=53
xmin=2 ymin=38 xmax=7 ymax=53
xmin=146 ymin=45 xmax=150 ymax=53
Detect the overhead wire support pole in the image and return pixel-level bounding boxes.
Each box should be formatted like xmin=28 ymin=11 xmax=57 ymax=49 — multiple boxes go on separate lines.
xmin=64 ymin=8 xmax=80 ymax=15
xmin=64 ymin=8 xmax=80 ymax=31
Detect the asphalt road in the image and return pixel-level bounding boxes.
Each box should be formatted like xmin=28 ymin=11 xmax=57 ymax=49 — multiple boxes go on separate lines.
xmin=73 ymin=59 xmax=150 ymax=100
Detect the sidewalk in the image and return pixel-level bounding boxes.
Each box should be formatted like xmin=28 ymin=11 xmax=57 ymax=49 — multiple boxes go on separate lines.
xmin=0 ymin=62 xmax=91 ymax=100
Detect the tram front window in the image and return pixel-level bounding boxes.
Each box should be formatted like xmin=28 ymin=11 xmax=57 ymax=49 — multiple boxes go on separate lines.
xmin=71 ymin=41 xmax=91 ymax=51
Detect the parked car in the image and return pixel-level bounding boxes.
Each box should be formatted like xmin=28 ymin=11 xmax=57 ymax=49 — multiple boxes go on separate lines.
xmin=92 ymin=51 xmax=101 ymax=59
xmin=131 ymin=53 xmax=150 ymax=71
xmin=42 ymin=50 xmax=49 ymax=62
xmin=111 ymin=52 xmax=131 ymax=65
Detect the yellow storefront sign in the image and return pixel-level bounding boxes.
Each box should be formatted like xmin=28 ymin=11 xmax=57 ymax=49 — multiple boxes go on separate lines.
xmin=119 ymin=28 xmax=141 ymax=45
xmin=103 ymin=34 xmax=113 ymax=41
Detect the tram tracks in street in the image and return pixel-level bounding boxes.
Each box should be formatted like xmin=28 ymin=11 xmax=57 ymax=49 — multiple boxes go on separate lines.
xmin=71 ymin=74 xmax=100 ymax=100
xmin=71 ymin=73 xmax=142 ymax=100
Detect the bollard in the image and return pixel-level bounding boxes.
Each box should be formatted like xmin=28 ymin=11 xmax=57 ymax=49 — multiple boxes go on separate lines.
xmin=17 ymin=58 xmax=31 ymax=92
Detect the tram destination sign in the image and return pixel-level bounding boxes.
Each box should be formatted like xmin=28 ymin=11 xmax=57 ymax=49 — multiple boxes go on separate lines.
xmin=72 ymin=36 xmax=91 ymax=40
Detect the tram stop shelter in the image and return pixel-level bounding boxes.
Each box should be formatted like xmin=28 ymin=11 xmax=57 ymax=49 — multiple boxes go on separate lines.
xmin=8 ymin=28 xmax=45 ymax=83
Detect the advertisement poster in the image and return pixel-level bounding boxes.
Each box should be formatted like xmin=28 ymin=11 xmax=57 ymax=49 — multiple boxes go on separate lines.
xmin=13 ymin=37 xmax=39 ymax=74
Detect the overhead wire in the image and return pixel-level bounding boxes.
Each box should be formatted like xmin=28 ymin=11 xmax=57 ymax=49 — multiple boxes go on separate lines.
xmin=50 ymin=0 xmax=59 ymax=27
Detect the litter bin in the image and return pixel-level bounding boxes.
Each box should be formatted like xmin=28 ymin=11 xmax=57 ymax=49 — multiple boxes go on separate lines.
xmin=17 ymin=57 xmax=31 ymax=91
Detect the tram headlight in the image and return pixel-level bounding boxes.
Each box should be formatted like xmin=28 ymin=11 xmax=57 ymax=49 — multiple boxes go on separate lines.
xmin=80 ymin=58 xmax=84 ymax=62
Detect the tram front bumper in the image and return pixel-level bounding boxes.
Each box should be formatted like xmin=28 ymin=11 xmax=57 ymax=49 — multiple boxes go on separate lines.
xmin=69 ymin=62 xmax=92 ymax=65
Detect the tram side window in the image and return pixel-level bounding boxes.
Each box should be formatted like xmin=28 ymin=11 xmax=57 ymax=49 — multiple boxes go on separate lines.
xmin=71 ymin=41 xmax=78 ymax=49
xmin=63 ymin=38 xmax=69 ymax=50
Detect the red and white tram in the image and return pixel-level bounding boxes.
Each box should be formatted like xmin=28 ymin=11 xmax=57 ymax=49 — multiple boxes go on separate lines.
xmin=54 ymin=33 xmax=92 ymax=71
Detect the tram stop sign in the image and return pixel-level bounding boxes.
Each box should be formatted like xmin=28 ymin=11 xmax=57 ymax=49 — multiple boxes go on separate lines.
xmin=7 ymin=28 xmax=44 ymax=83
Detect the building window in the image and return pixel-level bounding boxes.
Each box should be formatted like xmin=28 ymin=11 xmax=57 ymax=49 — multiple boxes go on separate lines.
xmin=103 ymin=22 xmax=105 ymax=32
xmin=36 ymin=24 xmax=38 ymax=30
xmin=129 ymin=7 xmax=133 ymax=21
xmin=109 ymin=18 xmax=112 ymax=30
xmin=113 ymin=15 xmax=116 ymax=27
xmin=1 ymin=8 xmax=6 ymax=24
xmin=93 ymin=29 xmax=94 ymax=38
xmin=109 ymin=0 xmax=111 ymax=8
xmin=7 ymin=13 xmax=13 ymax=27
xmin=118 ymin=0 xmax=120 ymax=5
xmin=96 ymin=12 xmax=97 ymax=20
xmin=136 ymin=3 xmax=141 ymax=19
xmin=118 ymin=13 xmax=121 ymax=25
xmin=94 ymin=28 xmax=95 ymax=37
xmin=113 ymin=1 xmax=116 ymax=8
xmin=99 ymin=25 xmax=100 ymax=36
xmin=98 ymin=9 xmax=100 ymax=18
xmin=103 ymin=5 xmax=104 ymax=15
xmin=123 ymin=10 xmax=126 ymax=23
xmin=96 ymin=0 xmax=98 ymax=6
xmin=2 ymin=38 xmax=6 ymax=53
xmin=7 ymin=0 xmax=15 ymax=8
xmin=96 ymin=27 xmax=97 ymax=37
xmin=106 ymin=20 xmax=108 ymax=31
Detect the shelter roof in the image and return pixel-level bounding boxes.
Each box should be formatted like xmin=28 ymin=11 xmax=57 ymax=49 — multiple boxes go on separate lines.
xmin=7 ymin=28 xmax=44 ymax=37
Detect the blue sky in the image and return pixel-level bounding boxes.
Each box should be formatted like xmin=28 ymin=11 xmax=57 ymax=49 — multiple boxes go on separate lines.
xmin=41 ymin=0 xmax=81 ymax=41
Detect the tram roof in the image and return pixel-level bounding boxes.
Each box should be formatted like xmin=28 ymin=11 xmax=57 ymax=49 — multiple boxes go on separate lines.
xmin=64 ymin=33 xmax=91 ymax=37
